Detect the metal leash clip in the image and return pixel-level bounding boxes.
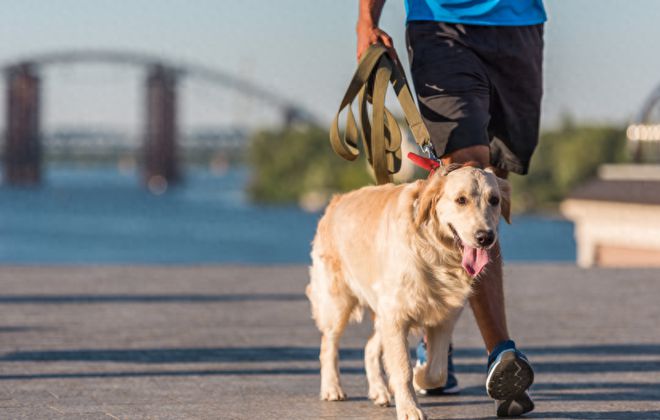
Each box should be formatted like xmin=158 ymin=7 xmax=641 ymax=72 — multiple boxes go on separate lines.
xmin=421 ymin=142 xmax=441 ymax=164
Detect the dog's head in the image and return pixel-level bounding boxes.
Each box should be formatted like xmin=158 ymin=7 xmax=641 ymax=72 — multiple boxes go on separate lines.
xmin=415 ymin=165 xmax=511 ymax=277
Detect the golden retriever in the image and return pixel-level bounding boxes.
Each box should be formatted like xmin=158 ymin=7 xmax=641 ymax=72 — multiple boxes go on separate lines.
xmin=306 ymin=164 xmax=511 ymax=420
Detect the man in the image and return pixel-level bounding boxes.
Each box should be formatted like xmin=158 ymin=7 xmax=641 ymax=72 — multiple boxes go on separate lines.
xmin=356 ymin=0 xmax=545 ymax=417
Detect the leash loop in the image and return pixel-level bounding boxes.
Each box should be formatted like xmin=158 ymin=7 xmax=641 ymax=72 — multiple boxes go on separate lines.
xmin=330 ymin=44 xmax=432 ymax=184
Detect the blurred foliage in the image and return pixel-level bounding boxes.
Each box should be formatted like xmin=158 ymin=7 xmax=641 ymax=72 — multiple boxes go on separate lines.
xmin=247 ymin=121 xmax=630 ymax=212
xmin=247 ymin=125 xmax=372 ymax=204
xmin=509 ymin=120 xmax=628 ymax=212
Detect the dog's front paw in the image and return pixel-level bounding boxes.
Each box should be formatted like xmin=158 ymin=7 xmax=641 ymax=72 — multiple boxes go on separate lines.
xmin=413 ymin=364 xmax=447 ymax=391
xmin=320 ymin=382 xmax=347 ymax=401
xmin=396 ymin=403 xmax=426 ymax=420
xmin=368 ymin=384 xmax=392 ymax=407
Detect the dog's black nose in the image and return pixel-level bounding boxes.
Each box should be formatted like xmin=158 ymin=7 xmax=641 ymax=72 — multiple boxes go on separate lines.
xmin=475 ymin=229 xmax=495 ymax=247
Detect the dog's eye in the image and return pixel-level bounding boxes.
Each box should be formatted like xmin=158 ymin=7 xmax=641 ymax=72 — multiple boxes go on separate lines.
xmin=455 ymin=196 xmax=467 ymax=206
xmin=489 ymin=196 xmax=500 ymax=206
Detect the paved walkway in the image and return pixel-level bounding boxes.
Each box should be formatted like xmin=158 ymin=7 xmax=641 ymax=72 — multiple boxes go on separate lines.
xmin=0 ymin=265 xmax=659 ymax=419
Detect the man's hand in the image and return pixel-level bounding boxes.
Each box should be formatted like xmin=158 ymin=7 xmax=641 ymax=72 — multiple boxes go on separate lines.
xmin=356 ymin=24 xmax=397 ymax=62
xmin=356 ymin=0 xmax=398 ymax=62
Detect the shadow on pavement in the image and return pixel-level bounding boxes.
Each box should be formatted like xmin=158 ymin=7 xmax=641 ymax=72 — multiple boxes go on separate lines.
xmin=0 ymin=326 xmax=44 ymax=333
xmin=454 ymin=343 xmax=660 ymax=358
xmin=461 ymin=381 xmax=660 ymax=402
xmin=2 ymin=344 xmax=659 ymax=373
xmin=0 ymin=346 xmax=357 ymax=363
xmin=531 ymin=381 xmax=660 ymax=402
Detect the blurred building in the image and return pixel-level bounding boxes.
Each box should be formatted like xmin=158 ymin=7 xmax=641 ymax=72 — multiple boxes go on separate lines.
xmin=561 ymin=88 xmax=660 ymax=267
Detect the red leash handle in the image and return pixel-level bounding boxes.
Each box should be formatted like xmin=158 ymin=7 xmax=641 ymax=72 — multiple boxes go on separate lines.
xmin=407 ymin=152 xmax=441 ymax=176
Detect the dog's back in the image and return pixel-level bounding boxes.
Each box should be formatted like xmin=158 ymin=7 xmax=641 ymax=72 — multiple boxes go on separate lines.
xmin=306 ymin=183 xmax=412 ymax=330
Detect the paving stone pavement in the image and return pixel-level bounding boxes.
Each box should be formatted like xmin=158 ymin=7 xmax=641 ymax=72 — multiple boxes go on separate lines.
xmin=0 ymin=265 xmax=659 ymax=420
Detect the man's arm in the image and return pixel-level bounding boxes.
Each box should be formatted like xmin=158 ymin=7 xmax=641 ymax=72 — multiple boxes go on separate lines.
xmin=356 ymin=0 xmax=397 ymax=61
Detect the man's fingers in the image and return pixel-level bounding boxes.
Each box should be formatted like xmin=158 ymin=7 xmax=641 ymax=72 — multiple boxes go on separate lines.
xmin=379 ymin=33 xmax=393 ymax=48
xmin=378 ymin=34 xmax=399 ymax=64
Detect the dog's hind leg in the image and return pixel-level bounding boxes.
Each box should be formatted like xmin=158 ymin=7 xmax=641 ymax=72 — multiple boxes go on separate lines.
xmin=307 ymin=256 xmax=356 ymax=401
xmin=365 ymin=315 xmax=391 ymax=406
xmin=319 ymin=302 xmax=352 ymax=401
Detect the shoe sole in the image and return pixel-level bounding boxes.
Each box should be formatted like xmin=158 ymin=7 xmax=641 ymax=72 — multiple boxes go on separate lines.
xmin=486 ymin=351 xmax=534 ymax=400
xmin=418 ymin=383 xmax=461 ymax=396
xmin=496 ymin=392 xmax=535 ymax=417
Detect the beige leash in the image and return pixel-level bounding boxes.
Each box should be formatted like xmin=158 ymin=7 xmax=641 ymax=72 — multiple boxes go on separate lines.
xmin=330 ymin=44 xmax=434 ymax=184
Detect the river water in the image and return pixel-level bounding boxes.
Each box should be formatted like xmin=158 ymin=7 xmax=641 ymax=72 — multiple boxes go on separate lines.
xmin=0 ymin=166 xmax=575 ymax=264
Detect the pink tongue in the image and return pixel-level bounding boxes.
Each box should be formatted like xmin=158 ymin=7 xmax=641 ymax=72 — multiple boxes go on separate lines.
xmin=461 ymin=245 xmax=490 ymax=277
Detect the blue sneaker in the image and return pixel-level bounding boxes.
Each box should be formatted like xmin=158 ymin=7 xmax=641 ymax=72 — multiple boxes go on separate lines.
xmin=486 ymin=340 xmax=535 ymax=417
xmin=415 ymin=340 xmax=461 ymax=395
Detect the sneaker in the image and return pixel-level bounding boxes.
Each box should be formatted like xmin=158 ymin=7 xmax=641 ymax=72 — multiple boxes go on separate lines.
xmin=495 ymin=391 xmax=535 ymax=417
xmin=415 ymin=340 xmax=461 ymax=395
xmin=486 ymin=340 xmax=535 ymax=417
xmin=486 ymin=340 xmax=534 ymax=400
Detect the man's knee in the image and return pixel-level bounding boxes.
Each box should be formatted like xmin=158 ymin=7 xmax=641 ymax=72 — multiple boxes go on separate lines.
xmin=441 ymin=145 xmax=509 ymax=179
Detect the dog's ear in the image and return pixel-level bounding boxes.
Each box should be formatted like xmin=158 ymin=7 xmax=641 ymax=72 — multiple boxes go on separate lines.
xmin=415 ymin=174 xmax=445 ymax=226
xmin=496 ymin=177 xmax=512 ymax=224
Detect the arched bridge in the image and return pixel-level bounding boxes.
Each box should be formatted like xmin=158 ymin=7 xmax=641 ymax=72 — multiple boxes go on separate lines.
xmin=1 ymin=50 xmax=316 ymax=187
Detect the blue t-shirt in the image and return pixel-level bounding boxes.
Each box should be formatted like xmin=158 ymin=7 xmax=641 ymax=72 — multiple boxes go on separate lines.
xmin=405 ymin=0 xmax=547 ymax=26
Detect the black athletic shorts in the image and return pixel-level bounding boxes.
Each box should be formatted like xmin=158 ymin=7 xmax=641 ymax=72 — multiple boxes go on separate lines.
xmin=405 ymin=21 xmax=544 ymax=174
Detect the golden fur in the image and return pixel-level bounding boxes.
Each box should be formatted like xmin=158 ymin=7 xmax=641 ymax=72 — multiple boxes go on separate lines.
xmin=306 ymin=166 xmax=511 ymax=420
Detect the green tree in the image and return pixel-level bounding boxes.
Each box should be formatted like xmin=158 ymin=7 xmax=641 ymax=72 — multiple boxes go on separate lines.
xmin=510 ymin=122 xmax=628 ymax=212
xmin=247 ymin=125 xmax=372 ymax=204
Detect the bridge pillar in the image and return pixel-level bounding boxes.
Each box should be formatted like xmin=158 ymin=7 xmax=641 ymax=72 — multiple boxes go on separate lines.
xmin=144 ymin=65 xmax=179 ymax=190
xmin=282 ymin=107 xmax=297 ymax=128
xmin=4 ymin=63 xmax=41 ymax=185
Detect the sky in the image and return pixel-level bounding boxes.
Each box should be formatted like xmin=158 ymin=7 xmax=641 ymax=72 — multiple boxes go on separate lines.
xmin=0 ymin=0 xmax=659 ymax=133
